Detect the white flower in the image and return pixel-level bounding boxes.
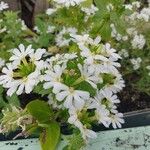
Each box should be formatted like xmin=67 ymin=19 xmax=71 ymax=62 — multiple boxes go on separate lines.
xmin=10 ymin=44 xmax=34 ymax=66
xmin=20 ymin=20 xmax=27 ymax=31
xmin=55 ymin=27 xmax=77 ymax=47
xmin=109 ymin=113 xmax=124 ymax=129
xmin=29 ymin=48 xmax=46 ymax=69
xmin=46 ymin=53 xmax=77 ymax=65
xmin=110 ymin=24 xmax=128 ymax=41
xmin=0 ymin=27 xmax=7 ymax=33
xmin=68 ymin=108 xmax=97 ymax=140
xmin=124 ymin=4 xmax=133 ymax=10
xmin=54 ymin=0 xmax=85 ymax=7
xmin=102 ymin=73 xmax=125 ymax=93
xmin=103 ymin=43 xmax=121 ymax=61
xmin=131 ymin=34 xmax=146 ymax=49
xmin=146 ymin=65 xmax=150 ymax=76
xmin=78 ymin=64 xmax=99 ymax=88
xmin=71 ymin=34 xmax=101 ymax=48
xmin=95 ymin=107 xmax=110 ymax=127
xmin=81 ymin=48 xmax=108 ymax=65
xmin=0 ymin=63 xmax=14 ymax=86
xmin=44 ymin=64 xmax=66 ymax=91
xmin=119 ymin=49 xmax=129 ymax=58
xmin=80 ymin=127 xmax=97 ymax=140
xmin=81 ymin=4 xmax=98 ymax=16
xmin=46 ymin=8 xmax=57 ymax=15
xmin=106 ymin=3 xmax=114 ymax=12
xmin=34 ymin=26 xmax=41 ymax=33
xmin=146 ymin=65 xmax=150 ymax=70
xmin=0 ymin=58 xmax=5 ymax=69
xmin=0 ymin=1 xmax=9 ymax=11
xmin=55 ymin=85 xmax=90 ymax=109
xmin=132 ymin=2 xmax=141 ymax=8
xmin=11 ymin=71 xmax=39 ymax=96
xmin=0 ymin=63 xmax=40 ymax=96
xmin=101 ymin=89 xmax=120 ymax=104
xmin=47 ymin=25 xmax=55 ymax=33
xmin=130 ymin=57 xmax=142 ymax=70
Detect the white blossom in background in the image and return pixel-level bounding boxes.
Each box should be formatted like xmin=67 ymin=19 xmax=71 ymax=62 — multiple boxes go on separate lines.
xmin=21 ymin=20 xmax=27 ymax=31
xmin=146 ymin=65 xmax=150 ymax=76
xmin=131 ymin=34 xmax=146 ymax=49
xmin=130 ymin=57 xmax=142 ymax=70
xmin=128 ymin=5 xmax=150 ymax=22
xmin=47 ymin=25 xmax=55 ymax=33
xmin=110 ymin=24 xmax=128 ymax=41
xmin=132 ymin=1 xmax=141 ymax=8
xmin=46 ymin=8 xmax=57 ymax=15
xmin=0 ymin=26 xmax=7 ymax=33
xmin=0 ymin=1 xmax=9 ymax=11
xmin=54 ymin=0 xmax=85 ymax=7
xmin=126 ymin=27 xmax=137 ymax=36
xmin=106 ymin=3 xmax=114 ymax=12
xmin=0 ymin=58 xmax=5 ymax=69
xmin=124 ymin=4 xmax=133 ymax=10
xmin=55 ymin=27 xmax=77 ymax=47
xmin=34 ymin=26 xmax=41 ymax=34
xmin=119 ymin=49 xmax=129 ymax=58
xmin=81 ymin=4 xmax=98 ymax=16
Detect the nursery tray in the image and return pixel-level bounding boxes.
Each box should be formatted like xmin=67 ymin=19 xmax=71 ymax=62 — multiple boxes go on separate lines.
xmin=0 ymin=125 xmax=150 ymax=150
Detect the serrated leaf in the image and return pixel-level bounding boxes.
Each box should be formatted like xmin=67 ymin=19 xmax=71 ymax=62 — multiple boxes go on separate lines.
xmin=40 ymin=122 xmax=60 ymax=150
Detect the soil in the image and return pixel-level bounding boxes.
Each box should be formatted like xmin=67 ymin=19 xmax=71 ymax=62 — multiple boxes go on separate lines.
xmin=118 ymin=87 xmax=150 ymax=113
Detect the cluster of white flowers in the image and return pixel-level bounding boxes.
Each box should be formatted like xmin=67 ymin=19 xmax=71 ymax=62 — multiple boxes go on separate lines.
xmin=131 ymin=34 xmax=146 ymax=49
xmin=124 ymin=1 xmax=140 ymax=11
xmin=0 ymin=44 xmax=46 ymax=96
xmin=54 ymin=0 xmax=85 ymax=8
xmin=110 ymin=24 xmax=128 ymax=41
xmin=130 ymin=57 xmax=142 ymax=70
xmin=55 ymin=27 xmax=77 ymax=47
xmin=0 ymin=1 xmax=9 ymax=12
xmin=0 ymin=43 xmax=125 ymax=140
xmin=43 ymin=35 xmax=125 ymax=140
xmin=81 ymin=4 xmax=99 ymax=22
xmin=126 ymin=1 xmax=150 ymax=22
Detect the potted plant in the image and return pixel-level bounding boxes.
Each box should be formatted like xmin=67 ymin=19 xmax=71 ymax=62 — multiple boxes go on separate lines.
xmin=0 ymin=0 xmax=150 ymax=150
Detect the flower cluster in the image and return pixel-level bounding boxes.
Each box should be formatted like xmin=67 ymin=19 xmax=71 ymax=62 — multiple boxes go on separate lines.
xmin=0 ymin=38 xmax=124 ymax=140
xmin=0 ymin=44 xmax=46 ymax=96
xmin=43 ymin=38 xmax=125 ymax=139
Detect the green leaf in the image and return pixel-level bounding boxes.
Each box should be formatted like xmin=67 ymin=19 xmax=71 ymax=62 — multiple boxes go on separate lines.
xmin=76 ymin=81 xmax=96 ymax=97
xmin=81 ymin=0 xmax=93 ymax=7
xmin=26 ymin=100 xmax=53 ymax=123
xmin=40 ymin=122 xmax=60 ymax=150
xmin=33 ymin=83 xmax=51 ymax=96
xmin=6 ymin=94 xmax=20 ymax=107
